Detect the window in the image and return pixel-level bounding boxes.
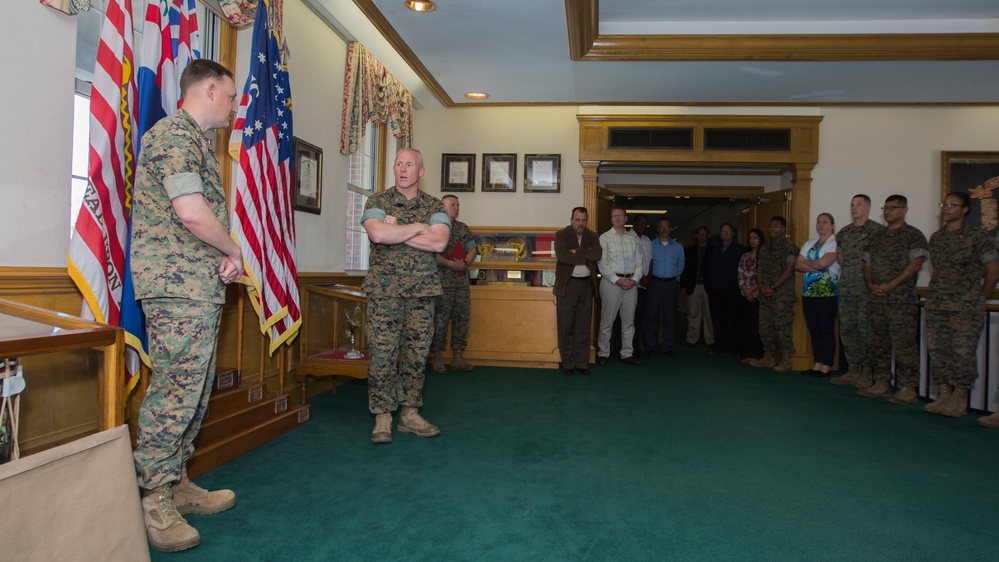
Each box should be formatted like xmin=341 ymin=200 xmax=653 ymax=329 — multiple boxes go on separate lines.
xmin=345 ymin=122 xmax=381 ymax=271
xmin=69 ymin=89 xmax=91 ymax=232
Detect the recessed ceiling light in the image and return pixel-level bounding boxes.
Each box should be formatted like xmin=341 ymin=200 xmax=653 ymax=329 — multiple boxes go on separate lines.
xmin=405 ymin=0 xmax=435 ymax=12
xmin=465 ymin=92 xmax=490 ymax=100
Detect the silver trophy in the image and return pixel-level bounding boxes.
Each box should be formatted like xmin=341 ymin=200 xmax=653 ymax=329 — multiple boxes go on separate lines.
xmin=344 ymin=305 xmax=363 ymax=359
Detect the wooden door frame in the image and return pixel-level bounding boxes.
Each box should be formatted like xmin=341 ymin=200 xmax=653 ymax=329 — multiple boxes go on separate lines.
xmin=577 ymin=114 xmax=822 ymax=369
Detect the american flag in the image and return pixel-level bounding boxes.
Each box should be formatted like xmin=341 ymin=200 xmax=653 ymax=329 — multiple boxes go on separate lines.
xmin=230 ymin=1 xmax=301 ymax=353
xmin=67 ymin=0 xmax=138 ymax=386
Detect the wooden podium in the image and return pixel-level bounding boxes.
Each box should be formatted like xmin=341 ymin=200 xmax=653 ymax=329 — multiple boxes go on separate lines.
xmin=296 ymin=284 xmax=368 ymax=402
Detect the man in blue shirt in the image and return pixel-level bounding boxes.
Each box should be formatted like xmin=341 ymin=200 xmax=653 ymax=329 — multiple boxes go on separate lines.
xmin=644 ymin=218 xmax=685 ymax=356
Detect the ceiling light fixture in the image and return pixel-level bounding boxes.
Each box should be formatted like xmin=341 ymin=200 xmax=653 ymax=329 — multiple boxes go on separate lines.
xmin=404 ymin=0 xmax=435 ymax=12
xmin=465 ymin=92 xmax=490 ymax=100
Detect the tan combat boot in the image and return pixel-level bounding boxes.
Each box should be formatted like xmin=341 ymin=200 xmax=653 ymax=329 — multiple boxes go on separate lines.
xmin=371 ymin=412 xmax=393 ymax=444
xmin=923 ymin=384 xmax=954 ymax=415
xmin=852 ymin=365 xmax=874 ymax=389
xmin=977 ymin=411 xmax=999 ymax=428
xmin=398 ymin=406 xmax=440 ymax=438
xmin=172 ymin=467 xmax=236 ymax=515
xmin=830 ymin=364 xmax=861 ymax=387
xmin=451 ymin=350 xmax=475 ymax=372
xmin=887 ymin=386 xmax=918 ymax=405
xmin=142 ymin=486 xmax=200 ymax=552
xmin=940 ymin=387 xmax=969 ymax=418
xmin=432 ymin=352 xmax=446 ymax=374
xmin=773 ymin=354 xmax=792 ymax=372
xmin=750 ymin=352 xmax=775 ymax=368
xmin=858 ymin=379 xmax=891 ymax=398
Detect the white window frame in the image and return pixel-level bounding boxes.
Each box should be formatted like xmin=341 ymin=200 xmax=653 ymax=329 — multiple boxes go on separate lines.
xmin=345 ymin=122 xmax=382 ymax=273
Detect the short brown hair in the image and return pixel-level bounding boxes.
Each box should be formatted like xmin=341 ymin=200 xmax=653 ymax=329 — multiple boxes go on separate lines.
xmin=180 ymin=59 xmax=234 ymax=96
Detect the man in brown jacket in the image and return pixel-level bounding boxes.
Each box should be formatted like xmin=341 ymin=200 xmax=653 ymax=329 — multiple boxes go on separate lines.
xmin=554 ymin=207 xmax=603 ymax=375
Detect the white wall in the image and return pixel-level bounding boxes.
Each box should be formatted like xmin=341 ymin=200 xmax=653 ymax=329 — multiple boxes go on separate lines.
xmin=413 ymin=106 xmax=584 ymax=229
xmin=0 ymin=3 xmax=78 ymax=266
xmin=811 ymin=107 xmax=999 ymax=283
xmin=278 ymin=0 xmax=348 ymax=272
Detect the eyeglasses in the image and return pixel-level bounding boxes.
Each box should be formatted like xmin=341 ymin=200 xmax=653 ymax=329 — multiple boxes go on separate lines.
xmin=881 ymin=205 xmax=906 ymax=211
xmin=938 ymin=202 xmax=963 ymax=209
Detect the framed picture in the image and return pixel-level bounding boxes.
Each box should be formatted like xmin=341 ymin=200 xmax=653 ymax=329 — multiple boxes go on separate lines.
xmin=441 ymin=154 xmax=475 ymax=192
xmin=524 ymin=154 xmax=561 ymax=193
xmin=482 ymin=153 xmax=517 ymax=192
xmin=293 ymin=137 xmax=323 ymax=214
xmin=942 ymin=151 xmax=999 ymax=234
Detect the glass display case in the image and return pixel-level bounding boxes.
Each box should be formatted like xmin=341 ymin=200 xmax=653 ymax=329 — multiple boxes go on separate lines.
xmin=469 ymin=227 xmax=558 ymax=287
xmin=0 ymin=298 xmax=124 ymax=459
xmin=296 ymin=284 xmax=368 ymax=401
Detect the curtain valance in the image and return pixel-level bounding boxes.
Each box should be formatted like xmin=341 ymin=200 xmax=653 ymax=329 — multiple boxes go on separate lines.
xmin=340 ymin=42 xmax=413 ymax=155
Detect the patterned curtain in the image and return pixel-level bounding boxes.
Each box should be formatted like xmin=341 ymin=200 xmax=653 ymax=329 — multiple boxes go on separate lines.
xmin=340 ymin=42 xmax=414 ymax=155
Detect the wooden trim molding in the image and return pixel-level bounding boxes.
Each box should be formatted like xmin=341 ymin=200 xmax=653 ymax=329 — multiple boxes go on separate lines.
xmin=603 ymin=184 xmax=765 ymax=199
xmin=351 ymin=0 xmax=453 ymax=107
xmin=565 ymin=1 xmax=999 ymax=62
xmin=0 ymin=267 xmax=78 ymax=296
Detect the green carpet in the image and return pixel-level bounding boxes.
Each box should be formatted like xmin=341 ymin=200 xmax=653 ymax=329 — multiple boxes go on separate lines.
xmin=154 ymin=351 xmax=999 ymax=561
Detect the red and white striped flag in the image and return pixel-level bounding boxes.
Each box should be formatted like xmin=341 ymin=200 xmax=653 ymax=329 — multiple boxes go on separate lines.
xmin=229 ymin=1 xmax=301 ymax=353
xmin=68 ymin=0 xmax=139 ymax=385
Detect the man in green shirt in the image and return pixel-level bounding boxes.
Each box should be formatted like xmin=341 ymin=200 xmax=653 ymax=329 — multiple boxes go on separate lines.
xmin=131 ymin=59 xmax=242 ymax=553
xmin=362 ymin=148 xmax=451 ymax=444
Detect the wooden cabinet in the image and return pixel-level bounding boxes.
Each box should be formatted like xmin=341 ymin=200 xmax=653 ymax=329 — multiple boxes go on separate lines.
xmin=455 ymin=227 xmax=581 ymax=370
xmin=295 ymin=284 xmax=368 ymax=400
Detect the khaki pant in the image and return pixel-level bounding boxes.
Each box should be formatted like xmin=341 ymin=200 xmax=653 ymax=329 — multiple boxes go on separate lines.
xmin=685 ymin=283 xmax=713 ymax=345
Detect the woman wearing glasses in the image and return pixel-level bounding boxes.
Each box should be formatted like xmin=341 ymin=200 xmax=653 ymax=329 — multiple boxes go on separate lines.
xmin=925 ymin=192 xmax=999 ymax=421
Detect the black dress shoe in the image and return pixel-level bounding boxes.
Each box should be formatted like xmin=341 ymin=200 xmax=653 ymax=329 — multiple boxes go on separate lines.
xmin=577 ymin=368 xmax=590 ymax=375
xmin=563 ymin=368 xmax=574 ymax=375
xmin=684 ymin=342 xmax=696 ymax=348
xmin=644 ymin=350 xmax=657 ymax=358
xmin=662 ymin=350 xmax=677 ymax=358
xmin=622 ymin=355 xmax=642 ymax=365
xmin=810 ymin=370 xmax=831 ymax=378
xmin=802 ymin=369 xmax=817 ymax=376
xmin=596 ymin=356 xmax=608 ymax=365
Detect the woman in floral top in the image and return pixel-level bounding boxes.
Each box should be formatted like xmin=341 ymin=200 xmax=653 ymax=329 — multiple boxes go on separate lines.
xmin=737 ymin=228 xmax=765 ymax=362
xmin=795 ymin=213 xmax=841 ymax=377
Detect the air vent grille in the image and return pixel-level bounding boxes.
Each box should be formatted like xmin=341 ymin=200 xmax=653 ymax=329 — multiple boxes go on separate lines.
xmin=608 ymin=128 xmax=694 ymax=150
xmin=704 ymin=128 xmax=791 ymax=151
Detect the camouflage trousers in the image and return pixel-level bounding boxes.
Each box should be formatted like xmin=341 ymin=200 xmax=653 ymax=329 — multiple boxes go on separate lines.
xmin=366 ymin=296 xmax=434 ymax=414
xmin=758 ymin=296 xmax=795 ymax=355
xmin=838 ymin=293 xmax=871 ymax=368
xmin=927 ymin=308 xmax=985 ymax=390
xmin=868 ymin=302 xmax=919 ymax=387
xmin=431 ymin=282 xmax=471 ymax=352
xmin=134 ymin=298 xmax=222 ymax=491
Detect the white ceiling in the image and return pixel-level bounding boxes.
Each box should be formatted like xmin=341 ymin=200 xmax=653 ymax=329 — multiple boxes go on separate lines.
xmin=357 ymin=0 xmax=999 ymax=105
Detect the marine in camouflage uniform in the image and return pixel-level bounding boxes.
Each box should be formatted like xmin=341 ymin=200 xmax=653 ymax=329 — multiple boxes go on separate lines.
xmin=431 ymin=195 xmax=477 ymax=372
xmin=861 ymin=199 xmax=928 ymax=398
xmin=755 ymin=219 xmax=799 ymax=368
xmin=362 ymin=151 xmax=450 ymax=435
xmin=925 ymin=194 xmax=999 ymax=419
xmin=131 ymin=107 xmax=233 ymax=492
xmin=833 ymin=209 xmax=884 ymax=384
